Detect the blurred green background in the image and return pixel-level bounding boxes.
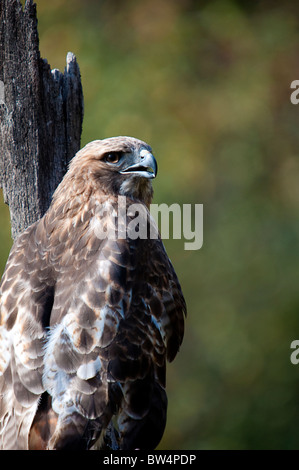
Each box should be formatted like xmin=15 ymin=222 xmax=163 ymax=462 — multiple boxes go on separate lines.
xmin=2 ymin=0 xmax=299 ymax=449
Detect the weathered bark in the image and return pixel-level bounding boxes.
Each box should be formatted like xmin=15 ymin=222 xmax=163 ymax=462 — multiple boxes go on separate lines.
xmin=0 ymin=0 xmax=84 ymax=239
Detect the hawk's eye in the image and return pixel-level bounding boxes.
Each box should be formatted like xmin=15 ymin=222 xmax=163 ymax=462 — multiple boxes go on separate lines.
xmin=103 ymin=152 xmax=121 ymax=164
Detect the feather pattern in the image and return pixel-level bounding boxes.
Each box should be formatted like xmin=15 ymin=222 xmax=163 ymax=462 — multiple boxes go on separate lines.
xmin=0 ymin=137 xmax=186 ymax=450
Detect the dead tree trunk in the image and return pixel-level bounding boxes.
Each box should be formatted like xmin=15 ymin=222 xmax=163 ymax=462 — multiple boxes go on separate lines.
xmin=0 ymin=0 xmax=84 ymax=240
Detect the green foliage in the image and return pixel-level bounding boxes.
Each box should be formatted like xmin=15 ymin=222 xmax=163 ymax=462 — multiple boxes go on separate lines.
xmin=1 ymin=0 xmax=299 ymax=449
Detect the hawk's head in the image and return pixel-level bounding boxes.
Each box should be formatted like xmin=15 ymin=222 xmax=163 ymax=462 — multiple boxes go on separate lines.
xmin=66 ymin=136 xmax=157 ymax=207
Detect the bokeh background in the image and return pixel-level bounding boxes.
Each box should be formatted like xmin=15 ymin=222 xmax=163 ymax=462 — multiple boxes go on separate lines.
xmin=1 ymin=0 xmax=299 ymax=449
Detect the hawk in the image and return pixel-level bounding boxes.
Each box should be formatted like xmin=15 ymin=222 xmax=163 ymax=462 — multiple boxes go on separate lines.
xmin=0 ymin=136 xmax=186 ymax=450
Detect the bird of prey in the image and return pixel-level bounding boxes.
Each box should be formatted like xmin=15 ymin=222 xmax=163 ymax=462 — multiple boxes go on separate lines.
xmin=0 ymin=136 xmax=186 ymax=450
